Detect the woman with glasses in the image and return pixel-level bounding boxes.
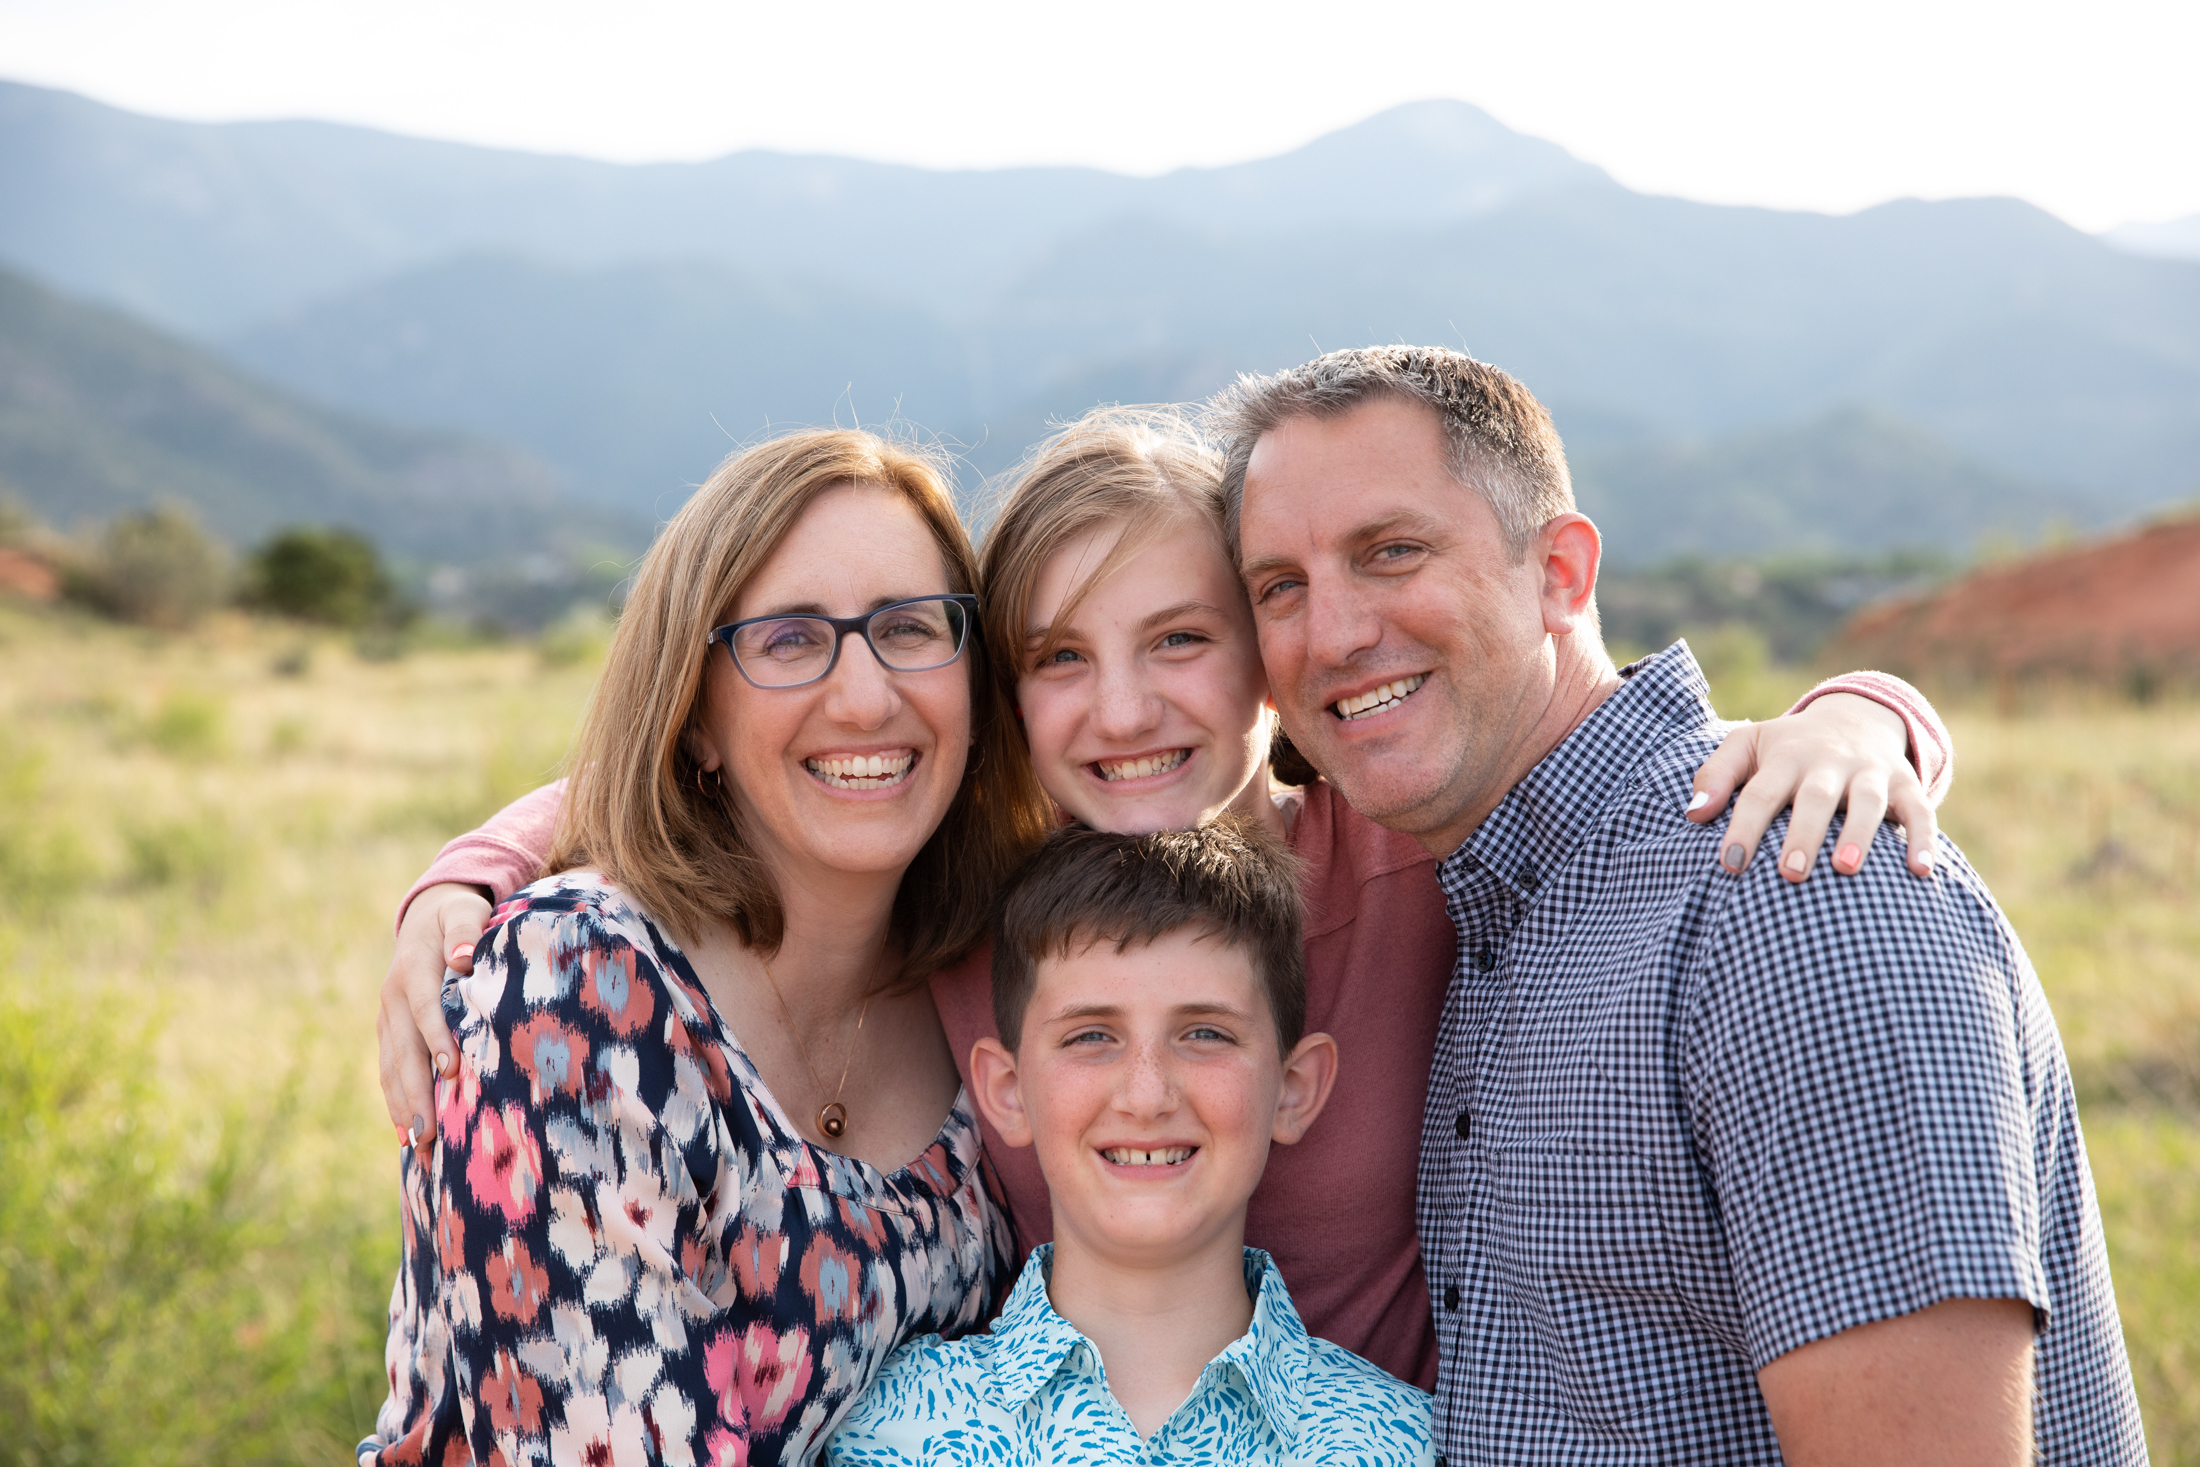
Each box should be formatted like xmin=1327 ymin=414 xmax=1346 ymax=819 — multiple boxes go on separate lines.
xmin=358 ymin=429 xmax=1051 ymax=1467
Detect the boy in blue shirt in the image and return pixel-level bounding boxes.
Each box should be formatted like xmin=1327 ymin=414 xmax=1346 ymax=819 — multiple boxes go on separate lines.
xmin=829 ymin=820 xmax=1435 ymax=1465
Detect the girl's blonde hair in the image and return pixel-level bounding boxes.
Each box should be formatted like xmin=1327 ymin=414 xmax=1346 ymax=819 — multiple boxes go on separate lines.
xmin=978 ymin=406 xmax=1317 ymax=785
xmin=545 ymin=427 xmax=1052 ymax=985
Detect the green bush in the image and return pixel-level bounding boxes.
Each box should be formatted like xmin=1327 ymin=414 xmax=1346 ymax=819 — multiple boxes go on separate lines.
xmin=242 ymin=527 xmax=401 ymax=629
xmin=68 ymin=507 xmax=230 ymax=630
xmin=142 ymin=691 xmax=228 ymax=761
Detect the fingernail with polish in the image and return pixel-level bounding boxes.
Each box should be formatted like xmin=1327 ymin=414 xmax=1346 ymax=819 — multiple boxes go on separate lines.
xmin=409 ymin=1115 xmax=425 ymax=1146
xmin=448 ymin=942 xmax=475 ymax=967
xmin=1686 ymin=791 xmax=1713 ymax=814
xmin=1836 ymin=844 xmax=1862 ymax=872
xmin=1781 ymin=849 xmax=1808 ymax=875
xmin=1915 ymin=849 xmax=1936 ymax=874
xmin=435 ymin=1052 xmax=453 ymax=1077
xmin=1722 ymin=843 xmax=1746 ymax=872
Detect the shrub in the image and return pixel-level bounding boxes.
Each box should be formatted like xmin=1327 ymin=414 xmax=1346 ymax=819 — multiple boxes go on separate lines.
xmin=68 ymin=506 xmax=230 ymax=629
xmin=142 ymin=691 xmax=228 ymax=761
xmin=242 ymin=527 xmax=401 ymax=629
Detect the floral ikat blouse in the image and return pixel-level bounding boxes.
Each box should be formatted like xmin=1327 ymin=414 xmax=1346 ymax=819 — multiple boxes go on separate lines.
xmin=359 ymin=873 xmax=1012 ymax=1467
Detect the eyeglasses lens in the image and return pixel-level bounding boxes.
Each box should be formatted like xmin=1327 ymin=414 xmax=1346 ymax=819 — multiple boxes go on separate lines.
xmin=730 ymin=598 xmax=968 ymax=687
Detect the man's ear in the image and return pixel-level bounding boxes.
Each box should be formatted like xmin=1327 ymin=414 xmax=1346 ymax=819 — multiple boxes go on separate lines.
xmin=969 ymin=1036 xmax=1034 ymax=1148
xmin=1535 ymin=512 xmax=1602 ymax=638
xmin=1271 ymin=1031 xmax=1340 ymax=1146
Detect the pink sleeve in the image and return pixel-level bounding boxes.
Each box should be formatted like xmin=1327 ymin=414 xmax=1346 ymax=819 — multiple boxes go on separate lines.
xmin=391 ymin=779 xmax=568 ymax=935
xmin=1786 ymin=672 xmax=1953 ymax=807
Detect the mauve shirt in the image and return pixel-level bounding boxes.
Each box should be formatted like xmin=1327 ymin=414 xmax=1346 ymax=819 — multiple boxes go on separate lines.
xmin=394 ymin=672 xmax=1952 ymax=1392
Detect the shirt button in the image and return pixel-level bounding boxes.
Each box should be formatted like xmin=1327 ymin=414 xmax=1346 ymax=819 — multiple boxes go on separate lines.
xmin=1475 ymin=947 xmax=1497 ymax=972
xmin=1454 ymin=1109 xmax=1471 ymax=1141
xmin=1517 ymin=862 xmax=1539 ymax=890
xmin=1444 ymin=1283 xmax=1461 ymax=1311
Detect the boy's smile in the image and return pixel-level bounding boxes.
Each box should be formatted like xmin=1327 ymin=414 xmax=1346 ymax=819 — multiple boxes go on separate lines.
xmin=971 ymin=927 xmax=1337 ymax=1272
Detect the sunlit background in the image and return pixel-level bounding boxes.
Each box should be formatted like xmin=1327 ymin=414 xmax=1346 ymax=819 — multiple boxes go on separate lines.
xmin=1 ymin=1 xmax=2196 ymax=1460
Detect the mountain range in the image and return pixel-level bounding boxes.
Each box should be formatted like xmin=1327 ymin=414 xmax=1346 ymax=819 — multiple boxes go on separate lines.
xmin=0 ymin=264 xmax=639 ymax=564
xmin=2 ymin=76 xmax=2195 ymax=574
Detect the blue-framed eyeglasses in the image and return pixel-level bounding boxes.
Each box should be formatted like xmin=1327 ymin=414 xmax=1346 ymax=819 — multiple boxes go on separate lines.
xmin=707 ymin=594 xmax=979 ymax=689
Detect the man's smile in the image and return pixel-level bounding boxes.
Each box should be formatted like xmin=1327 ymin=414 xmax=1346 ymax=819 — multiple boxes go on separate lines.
xmin=1331 ymin=673 xmax=1428 ymax=721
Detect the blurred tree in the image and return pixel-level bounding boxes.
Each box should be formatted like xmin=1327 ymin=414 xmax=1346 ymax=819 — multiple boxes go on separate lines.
xmin=67 ymin=505 xmax=230 ymax=629
xmin=242 ymin=526 xmax=402 ymax=628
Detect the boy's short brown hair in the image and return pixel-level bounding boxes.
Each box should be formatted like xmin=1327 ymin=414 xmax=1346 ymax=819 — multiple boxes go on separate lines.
xmin=991 ymin=816 xmax=1306 ymax=1051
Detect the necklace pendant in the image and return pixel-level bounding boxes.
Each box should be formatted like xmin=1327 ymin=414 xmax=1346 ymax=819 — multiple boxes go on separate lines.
xmin=819 ymin=1102 xmax=849 ymax=1140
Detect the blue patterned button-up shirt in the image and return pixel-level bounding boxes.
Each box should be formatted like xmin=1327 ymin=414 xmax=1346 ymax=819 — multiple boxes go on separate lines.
xmin=826 ymin=1245 xmax=1434 ymax=1466
xmin=1417 ymin=643 xmax=2144 ymax=1462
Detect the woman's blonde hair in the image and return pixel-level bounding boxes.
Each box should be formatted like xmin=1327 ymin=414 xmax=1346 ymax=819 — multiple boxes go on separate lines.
xmin=978 ymin=406 xmax=1317 ymax=785
xmin=545 ymin=427 xmax=1052 ymax=985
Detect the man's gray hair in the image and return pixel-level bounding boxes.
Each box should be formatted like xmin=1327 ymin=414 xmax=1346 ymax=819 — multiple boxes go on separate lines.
xmin=1209 ymin=346 xmax=1574 ymax=562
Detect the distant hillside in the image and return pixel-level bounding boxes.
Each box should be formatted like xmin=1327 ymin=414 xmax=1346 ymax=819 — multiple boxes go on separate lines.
xmin=7 ymin=77 xmax=2199 ymax=553
xmin=1574 ymin=407 xmax=2083 ymax=567
xmin=226 ymin=256 xmax=976 ymax=514
xmin=962 ymin=193 xmax=2200 ymax=509
xmin=220 ymin=196 xmax=2198 ymax=532
xmin=2105 ymin=213 xmax=2200 ymax=263
xmin=0 ymin=266 xmax=641 ymax=562
xmin=0 ymin=81 xmax=1604 ymax=334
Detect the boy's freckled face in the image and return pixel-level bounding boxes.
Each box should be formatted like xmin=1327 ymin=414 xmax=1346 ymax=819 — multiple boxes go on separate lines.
xmin=1015 ymin=929 xmax=1284 ymax=1266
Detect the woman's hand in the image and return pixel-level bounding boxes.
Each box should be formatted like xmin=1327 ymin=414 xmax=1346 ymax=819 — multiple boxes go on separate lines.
xmin=377 ymin=882 xmax=492 ymax=1143
xmin=1688 ymin=692 xmax=1939 ymax=882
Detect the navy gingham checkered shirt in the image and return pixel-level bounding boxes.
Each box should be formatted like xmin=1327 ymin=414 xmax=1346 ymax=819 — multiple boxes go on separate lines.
xmin=1417 ymin=644 xmax=2144 ymax=1463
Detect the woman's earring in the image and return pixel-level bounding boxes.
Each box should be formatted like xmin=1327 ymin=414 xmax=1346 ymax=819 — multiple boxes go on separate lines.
xmin=696 ymin=766 xmax=722 ymax=797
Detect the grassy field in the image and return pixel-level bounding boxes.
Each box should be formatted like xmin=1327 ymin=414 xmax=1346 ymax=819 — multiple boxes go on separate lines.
xmin=2 ymin=603 xmax=2195 ymax=1461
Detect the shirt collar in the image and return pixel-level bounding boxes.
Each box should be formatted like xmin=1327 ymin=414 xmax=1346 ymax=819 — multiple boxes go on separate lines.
xmin=1208 ymin=1248 xmax=1312 ymax=1454
xmin=1439 ymin=642 xmax=1717 ymax=900
xmin=979 ymin=1244 xmax=1313 ymax=1452
xmin=979 ymin=1245 xmax=1092 ymax=1410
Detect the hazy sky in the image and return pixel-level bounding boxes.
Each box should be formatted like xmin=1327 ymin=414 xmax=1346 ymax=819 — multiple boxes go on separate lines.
xmin=3 ymin=0 xmax=2193 ymax=232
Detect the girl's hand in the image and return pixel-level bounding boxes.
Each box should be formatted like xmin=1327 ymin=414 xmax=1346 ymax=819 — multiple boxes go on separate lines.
xmin=377 ymin=883 xmax=491 ymax=1143
xmin=1688 ymin=693 xmax=1938 ymax=882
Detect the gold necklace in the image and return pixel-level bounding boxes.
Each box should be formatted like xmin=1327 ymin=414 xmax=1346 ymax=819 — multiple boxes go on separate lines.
xmin=758 ymin=954 xmax=874 ymax=1141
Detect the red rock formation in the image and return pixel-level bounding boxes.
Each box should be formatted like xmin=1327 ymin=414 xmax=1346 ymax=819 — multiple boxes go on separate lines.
xmin=1833 ymin=512 xmax=2200 ymax=687
xmin=0 ymin=546 xmax=61 ymax=602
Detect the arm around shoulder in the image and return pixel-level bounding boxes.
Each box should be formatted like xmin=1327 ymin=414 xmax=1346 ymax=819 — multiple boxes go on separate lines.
xmin=393 ymin=778 xmax=569 ymax=935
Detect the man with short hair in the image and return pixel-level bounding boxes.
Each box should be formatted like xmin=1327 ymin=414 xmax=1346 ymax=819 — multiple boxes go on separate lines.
xmin=1210 ymin=346 xmax=2144 ymax=1463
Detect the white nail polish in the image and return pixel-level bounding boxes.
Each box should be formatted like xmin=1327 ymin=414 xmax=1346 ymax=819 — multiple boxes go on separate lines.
xmin=1686 ymin=791 xmax=1713 ymax=813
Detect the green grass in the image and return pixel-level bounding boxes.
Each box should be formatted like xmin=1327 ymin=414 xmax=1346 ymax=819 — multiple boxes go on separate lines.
xmin=1 ymin=602 xmax=2195 ymax=1460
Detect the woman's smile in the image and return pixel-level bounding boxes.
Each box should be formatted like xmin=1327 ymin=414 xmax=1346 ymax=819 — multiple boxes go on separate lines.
xmin=805 ymin=748 xmax=919 ymax=791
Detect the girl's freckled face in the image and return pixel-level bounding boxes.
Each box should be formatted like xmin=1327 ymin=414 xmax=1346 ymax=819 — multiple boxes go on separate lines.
xmin=1016 ymin=520 xmax=1273 ymax=836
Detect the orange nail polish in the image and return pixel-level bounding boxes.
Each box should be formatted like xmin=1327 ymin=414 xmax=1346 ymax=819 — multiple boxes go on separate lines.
xmin=1836 ymin=844 xmax=1861 ymax=872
